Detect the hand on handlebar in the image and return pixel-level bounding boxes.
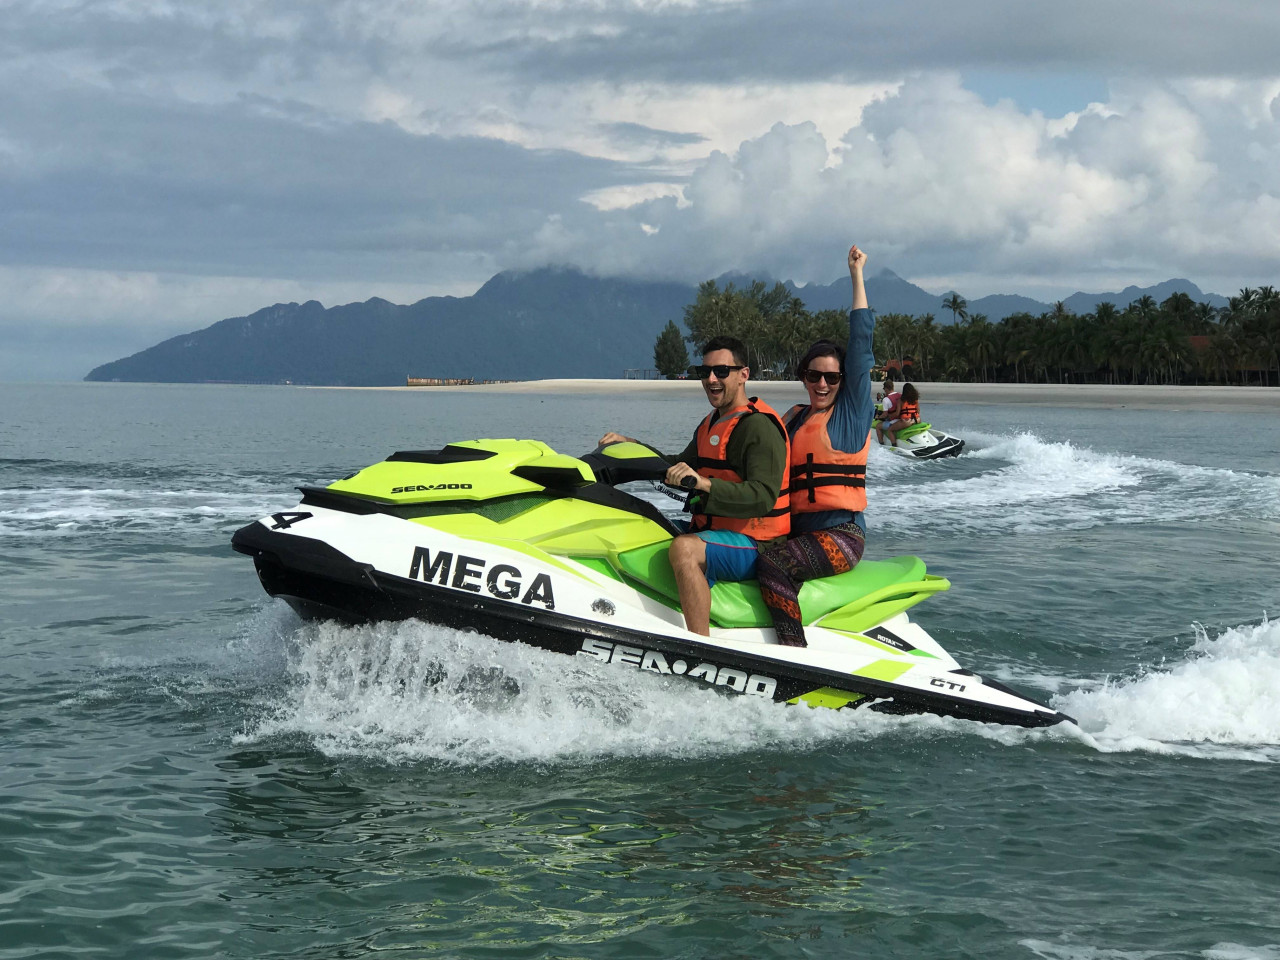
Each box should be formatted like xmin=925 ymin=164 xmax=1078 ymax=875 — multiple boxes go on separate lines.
xmin=665 ymin=462 xmax=710 ymax=495
xmin=598 ymin=431 xmax=636 ymax=446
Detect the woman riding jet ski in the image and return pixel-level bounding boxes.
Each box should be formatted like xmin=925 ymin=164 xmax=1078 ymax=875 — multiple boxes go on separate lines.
xmin=231 ymin=435 xmax=1068 ymax=728
xmin=872 ymin=382 xmax=965 ymax=459
xmin=756 ymin=244 xmax=875 ymax=651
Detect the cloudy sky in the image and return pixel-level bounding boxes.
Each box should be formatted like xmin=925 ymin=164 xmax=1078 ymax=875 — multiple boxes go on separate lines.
xmin=3 ymin=0 xmax=1279 ymax=379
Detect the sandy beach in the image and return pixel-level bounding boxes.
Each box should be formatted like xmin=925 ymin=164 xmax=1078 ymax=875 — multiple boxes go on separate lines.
xmin=359 ymin=379 xmax=1280 ymax=412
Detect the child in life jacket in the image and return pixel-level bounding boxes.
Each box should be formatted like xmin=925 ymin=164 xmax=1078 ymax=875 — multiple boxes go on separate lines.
xmin=874 ymin=378 xmax=899 ymax=424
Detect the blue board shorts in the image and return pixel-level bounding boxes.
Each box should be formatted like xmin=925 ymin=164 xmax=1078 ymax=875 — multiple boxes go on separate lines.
xmin=694 ymin=530 xmax=760 ymax=585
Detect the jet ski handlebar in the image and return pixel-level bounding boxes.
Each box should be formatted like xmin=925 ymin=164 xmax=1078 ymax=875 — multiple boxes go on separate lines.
xmin=581 ymin=441 xmax=696 ymax=508
xmin=580 ymin=440 xmax=673 ymax=486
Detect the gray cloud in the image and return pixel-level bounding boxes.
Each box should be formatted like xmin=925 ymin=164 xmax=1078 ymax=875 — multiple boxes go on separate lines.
xmin=521 ymin=76 xmax=1280 ymax=293
xmin=1 ymin=0 xmax=1279 ymax=381
xmin=0 ymin=75 xmax=638 ymax=282
xmin=9 ymin=1 xmax=1280 ymax=91
xmin=364 ymin=0 xmax=1280 ymax=85
xmin=597 ymin=122 xmax=708 ymax=149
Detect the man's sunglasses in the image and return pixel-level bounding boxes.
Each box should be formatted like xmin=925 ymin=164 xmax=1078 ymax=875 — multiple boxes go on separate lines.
xmin=689 ymin=364 xmax=745 ymax=379
xmin=802 ymin=369 xmax=843 ymax=385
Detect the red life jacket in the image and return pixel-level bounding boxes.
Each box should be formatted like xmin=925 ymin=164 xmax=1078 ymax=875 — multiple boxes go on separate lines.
xmin=690 ymin=398 xmax=791 ymax=540
xmin=877 ymin=391 xmax=901 ymax=420
xmin=783 ymin=404 xmax=868 ymax=515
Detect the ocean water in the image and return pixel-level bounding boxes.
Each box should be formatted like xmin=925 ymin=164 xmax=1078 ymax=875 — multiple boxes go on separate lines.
xmin=2 ymin=381 xmax=1279 ymax=960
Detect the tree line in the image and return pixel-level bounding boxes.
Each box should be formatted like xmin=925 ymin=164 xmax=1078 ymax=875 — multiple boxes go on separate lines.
xmin=653 ymin=280 xmax=1280 ymax=386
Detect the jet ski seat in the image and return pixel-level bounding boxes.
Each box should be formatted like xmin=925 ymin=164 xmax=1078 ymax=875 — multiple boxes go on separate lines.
xmin=614 ymin=543 xmax=944 ymax=631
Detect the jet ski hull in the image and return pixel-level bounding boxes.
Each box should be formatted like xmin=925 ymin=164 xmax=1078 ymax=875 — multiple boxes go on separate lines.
xmin=233 ymin=506 xmax=1068 ymax=728
xmin=873 ymin=425 xmax=965 ymax=459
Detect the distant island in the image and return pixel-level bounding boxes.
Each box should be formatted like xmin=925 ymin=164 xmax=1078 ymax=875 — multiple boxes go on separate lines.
xmin=85 ymin=267 xmax=1267 ymax=386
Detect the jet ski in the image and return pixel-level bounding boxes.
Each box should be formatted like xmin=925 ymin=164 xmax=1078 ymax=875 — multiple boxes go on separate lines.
xmin=871 ymin=421 xmax=965 ymax=459
xmin=232 ymin=439 xmax=1066 ymax=727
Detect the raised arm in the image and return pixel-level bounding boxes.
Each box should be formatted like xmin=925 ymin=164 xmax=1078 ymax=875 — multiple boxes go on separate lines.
xmin=850 ymin=244 xmax=868 ymax=311
xmin=828 ymin=244 xmax=876 ymax=449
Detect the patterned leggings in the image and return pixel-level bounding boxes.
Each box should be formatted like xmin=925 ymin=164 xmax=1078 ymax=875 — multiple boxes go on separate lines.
xmin=756 ymin=521 xmax=866 ymax=647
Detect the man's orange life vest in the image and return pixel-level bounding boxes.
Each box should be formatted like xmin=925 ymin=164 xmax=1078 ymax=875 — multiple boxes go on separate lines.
xmin=896 ymin=398 xmax=920 ymax=422
xmin=690 ymin=398 xmax=791 ymax=540
xmin=783 ymin=404 xmax=868 ymax=515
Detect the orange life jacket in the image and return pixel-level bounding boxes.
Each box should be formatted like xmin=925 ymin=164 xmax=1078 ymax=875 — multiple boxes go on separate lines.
xmin=896 ymin=398 xmax=919 ymax=422
xmin=689 ymin=398 xmax=791 ymax=539
xmin=783 ymin=404 xmax=868 ymax=515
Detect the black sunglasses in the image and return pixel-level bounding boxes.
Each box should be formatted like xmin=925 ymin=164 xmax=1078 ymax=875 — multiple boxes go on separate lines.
xmin=689 ymin=364 xmax=745 ymax=379
xmin=802 ymin=369 xmax=843 ymax=385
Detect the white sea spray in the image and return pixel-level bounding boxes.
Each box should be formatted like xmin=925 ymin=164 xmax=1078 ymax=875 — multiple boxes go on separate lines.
xmin=235 ymin=614 xmax=984 ymax=764
xmin=1054 ymin=618 xmax=1280 ymax=761
xmin=868 ymin=429 xmax=1280 ymax=535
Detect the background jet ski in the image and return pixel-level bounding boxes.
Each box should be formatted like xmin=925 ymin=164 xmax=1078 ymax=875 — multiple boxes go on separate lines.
xmin=232 ymin=439 xmax=1065 ymax=727
xmin=871 ymin=421 xmax=965 ymax=459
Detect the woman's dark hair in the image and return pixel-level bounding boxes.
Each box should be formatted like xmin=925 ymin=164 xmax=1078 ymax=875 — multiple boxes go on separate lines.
xmin=797 ymin=339 xmax=845 ymax=379
xmin=901 ymin=382 xmax=919 ymax=402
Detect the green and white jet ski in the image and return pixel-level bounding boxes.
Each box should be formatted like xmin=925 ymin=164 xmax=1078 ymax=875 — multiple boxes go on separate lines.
xmin=870 ymin=421 xmax=965 ymax=459
xmin=232 ymin=439 xmax=1065 ymax=727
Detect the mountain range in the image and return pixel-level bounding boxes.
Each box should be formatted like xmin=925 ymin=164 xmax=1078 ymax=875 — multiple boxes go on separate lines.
xmin=782 ymin=271 xmax=1229 ymax=319
xmin=85 ymin=268 xmax=1229 ymax=385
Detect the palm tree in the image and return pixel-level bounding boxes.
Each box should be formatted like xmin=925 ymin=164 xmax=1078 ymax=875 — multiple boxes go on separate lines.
xmin=942 ymin=293 xmax=968 ymax=326
xmin=1203 ymin=331 xmax=1239 ymax=384
xmin=967 ymin=315 xmax=997 ymax=382
xmin=1131 ymin=295 xmax=1158 ymax=323
xmin=1161 ymin=291 xmax=1195 ymax=324
xmin=1002 ymin=312 xmax=1036 ymax=383
xmin=873 ymin=313 xmax=912 ymax=372
xmin=907 ymin=313 xmax=938 ymax=379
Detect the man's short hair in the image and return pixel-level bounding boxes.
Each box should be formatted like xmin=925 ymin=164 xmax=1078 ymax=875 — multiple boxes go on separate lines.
xmin=701 ymin=336 xmax=747 ymax=367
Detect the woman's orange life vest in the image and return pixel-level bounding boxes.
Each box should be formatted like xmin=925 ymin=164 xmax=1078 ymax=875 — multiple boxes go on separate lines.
xmin=689 ymin=398 xmax=791 ymax=539
xmin=896 ymin=398 xmax=920 ymax=422
xmin=783 ymin=404 xmax=868 ymax=515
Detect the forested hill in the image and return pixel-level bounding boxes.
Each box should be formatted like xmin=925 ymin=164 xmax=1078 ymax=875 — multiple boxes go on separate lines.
xmin=84 ymin=267 xmax=1230 ymax=385
xmin=85 ymin=269 xmax=695 ymax=385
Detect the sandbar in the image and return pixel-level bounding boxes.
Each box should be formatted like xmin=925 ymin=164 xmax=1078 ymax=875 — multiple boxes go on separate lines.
xmin=365 ymin=379 xmax=1279 ymax=412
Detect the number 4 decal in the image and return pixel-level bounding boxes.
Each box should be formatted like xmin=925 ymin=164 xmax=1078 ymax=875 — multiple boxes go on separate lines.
xmin=270 ymin=511 xmax=313 ymax=530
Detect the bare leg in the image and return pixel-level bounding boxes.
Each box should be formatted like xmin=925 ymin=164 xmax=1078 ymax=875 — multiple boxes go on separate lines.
xmin=875 ymin=422 xmax=885 ymax=444
xmin=669 ymin=534 xmax=711 ymax=636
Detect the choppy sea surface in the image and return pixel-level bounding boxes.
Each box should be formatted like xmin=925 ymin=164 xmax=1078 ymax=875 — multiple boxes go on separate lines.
xmin=2 ymin=381 xmax=1279 ymax=960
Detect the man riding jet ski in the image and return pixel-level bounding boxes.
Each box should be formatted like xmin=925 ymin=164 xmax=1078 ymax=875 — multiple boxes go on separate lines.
xmin=232 ymin=438 xmax=1068 ymax=728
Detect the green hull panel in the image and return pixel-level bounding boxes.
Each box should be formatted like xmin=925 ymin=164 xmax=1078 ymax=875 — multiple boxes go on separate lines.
xmin=614 ymin=544 xmax=943 ymax=630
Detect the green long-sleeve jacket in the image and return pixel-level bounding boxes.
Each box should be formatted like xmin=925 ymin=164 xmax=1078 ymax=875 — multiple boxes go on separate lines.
xmin=667 ymin=409 xmax=788 ymax=546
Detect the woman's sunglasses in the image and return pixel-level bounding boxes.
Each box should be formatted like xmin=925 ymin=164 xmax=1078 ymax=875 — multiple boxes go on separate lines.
xmin=688 ymin=364 xmax=746 ymax=379
xmin=802 ymin=369 xmax=843 ymax=385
